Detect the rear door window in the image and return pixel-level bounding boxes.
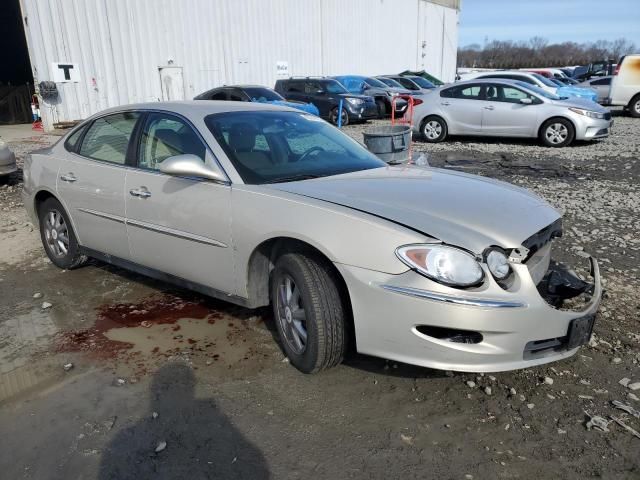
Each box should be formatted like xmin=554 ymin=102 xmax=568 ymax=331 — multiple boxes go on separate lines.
xmin=209 ymin=90 xmax=228 ymax=100
xmin=228 ymin=89 xmax=248 ymax=101
xmin=443 ymin=85 xmax=483 ymax=100
xmin=79 ymin=112 xmax=140 ymax=164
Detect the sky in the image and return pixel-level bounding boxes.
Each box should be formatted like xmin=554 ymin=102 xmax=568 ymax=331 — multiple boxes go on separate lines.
xmin=459 ymin=0 xmax=640 ymax=48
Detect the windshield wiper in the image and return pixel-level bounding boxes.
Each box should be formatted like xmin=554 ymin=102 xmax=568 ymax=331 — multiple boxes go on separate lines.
xmin=263 ymin=174 xmax=321 ymax=184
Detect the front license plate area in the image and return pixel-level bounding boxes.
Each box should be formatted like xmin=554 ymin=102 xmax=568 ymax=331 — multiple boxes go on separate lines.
xmin=567 ymin=315 xmax=595 ymax=349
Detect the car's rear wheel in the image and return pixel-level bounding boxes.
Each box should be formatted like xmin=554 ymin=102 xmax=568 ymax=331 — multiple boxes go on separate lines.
xmin=540 ymin=118 xmax=575 ymax=147
xmin=628 ymin=95 xmax=640 ymax=118
xmin=329 ymin=107 xmax=349 ymax=126
xmin=421 ymin=116 xmax=447 ymax=142
xmin=271 ymin=252 xmax=347 ymax=373
xmin=38 ymin=197 xmax=87 ymax=269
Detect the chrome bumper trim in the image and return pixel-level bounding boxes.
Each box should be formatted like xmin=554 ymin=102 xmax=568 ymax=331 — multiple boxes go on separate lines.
xmin=380 ymin=284 xmax=526 ymax=308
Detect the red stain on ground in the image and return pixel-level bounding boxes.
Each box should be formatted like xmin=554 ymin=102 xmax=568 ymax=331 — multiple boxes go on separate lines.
xmin=54 ymin=294 xmax=216 ymax=359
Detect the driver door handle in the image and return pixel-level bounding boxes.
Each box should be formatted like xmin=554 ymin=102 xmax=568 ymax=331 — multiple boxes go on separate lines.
xmin=484 ymin=105 xmax=495 ymax=110
xmin=129 ymin=187 xmax=151 ymax=198
xmin=441 ymin=101 xmax=450 ymax=106
xmin=60 ymin=173 xmax=77 ymax=182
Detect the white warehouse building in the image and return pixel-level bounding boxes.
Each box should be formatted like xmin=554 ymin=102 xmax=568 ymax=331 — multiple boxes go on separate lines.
xmin=13 ymin=0 xmax=460 ymax=130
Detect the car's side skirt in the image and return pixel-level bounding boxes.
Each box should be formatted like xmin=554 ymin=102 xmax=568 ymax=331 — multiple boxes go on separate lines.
xmin=79 ymin=246 xmax=259 ymax=309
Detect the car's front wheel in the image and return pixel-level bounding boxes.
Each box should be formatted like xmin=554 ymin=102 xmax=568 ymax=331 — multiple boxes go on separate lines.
xmin=540 ymin=118 xmax=575 ymax=147
xmin=421 ymin=116 xmax=447 ymax=142
xmin=271 ymin=252 xmax=347 ymax=373
xmin=329 ymin=107 xmax=349 ymax=126
xmin=38 ymin=197 xmax=87 ymax=269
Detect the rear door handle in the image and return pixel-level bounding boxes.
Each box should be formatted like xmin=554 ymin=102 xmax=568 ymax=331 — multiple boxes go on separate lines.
xmin=60 ymin=173 xmax=77 ymax=182
xmin=129 ymin=187 xmax=151 ymax=198
xmin=484 ymin=106 xmax=495 ymax=110
xmin=441 ymin=101 xmax=450 ymax=106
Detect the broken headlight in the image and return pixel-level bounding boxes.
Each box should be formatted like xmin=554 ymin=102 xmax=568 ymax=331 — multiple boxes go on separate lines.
xmin=396 ymin=244 xmax=484 ymax=287
xmin=485 ymin=248 xmax=511 ymax=280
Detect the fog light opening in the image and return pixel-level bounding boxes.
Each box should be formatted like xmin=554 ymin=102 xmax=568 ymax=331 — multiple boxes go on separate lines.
xmin=416 ymin=325 xmax=483 ymax=344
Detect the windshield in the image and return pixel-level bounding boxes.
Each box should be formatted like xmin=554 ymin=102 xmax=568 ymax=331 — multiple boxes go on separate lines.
xmin=378 ymin=77 xmax=403 ymax=88
xmin=409 ymin=76 xmax=435 ymax=89
xmin=243 ymin=87 xmax=283 ymax=102
xmin=531 ymin=73 xmax=558 ymax=88
xmin=324 ymin=80 xmax=348 ymax=94
xmin=205 ymin=111 xmax=385 ymax=185
xmin=548 ymin=78 xmax=564 ymax=87
xmin=364 ymin=77 xmax=388 ymax=88
xmin=514 ymin=81 xmax=561 ymax=100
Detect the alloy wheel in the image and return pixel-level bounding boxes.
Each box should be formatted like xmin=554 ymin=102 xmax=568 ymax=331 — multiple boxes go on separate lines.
xmin=634 ymin=100 xmax=640 ymax=115
xmin=276 ymin=275 xmax=308 ymax=355
xmin=545 ymin=123 xmax=569 ymax=144
xmin=43 ymin=209 xmax=69 ymax=257
xmin=424 ymin=120 xmax=443 ymax=140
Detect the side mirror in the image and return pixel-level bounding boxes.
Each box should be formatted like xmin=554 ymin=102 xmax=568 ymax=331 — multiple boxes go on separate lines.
xmin=519 ymin=98 xmax=533 ymax=105
xmin=159 ymin=154 xmax=228 ymax=182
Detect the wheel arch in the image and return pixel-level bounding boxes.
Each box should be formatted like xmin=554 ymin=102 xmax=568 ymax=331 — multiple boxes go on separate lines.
xmin=33 ymin=189 xmax=83 ymax=244
xmin=419 ymin=114 xmax=448 ymax=132
xmin=245 ymin=236 xmax=353 ymax=321
xmin=537 ymin=115 xmax=576 ymax=139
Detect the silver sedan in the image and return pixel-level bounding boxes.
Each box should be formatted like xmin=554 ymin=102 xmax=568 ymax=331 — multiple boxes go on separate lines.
xmin=0 ymin=138 xmax=17 ymax=178
xmin=23 ymin=101 xmax=601 ymax=374
xmin=412 ymin=79 xmax=613 ymax=147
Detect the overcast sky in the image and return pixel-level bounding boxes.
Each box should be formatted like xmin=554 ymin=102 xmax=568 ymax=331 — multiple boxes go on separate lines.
xmin=459 ymin=0 xmax=640 ymax=47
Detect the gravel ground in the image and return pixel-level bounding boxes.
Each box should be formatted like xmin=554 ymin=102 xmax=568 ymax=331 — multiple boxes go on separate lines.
xmin=0 ymin=114 xmax=639 ymax=479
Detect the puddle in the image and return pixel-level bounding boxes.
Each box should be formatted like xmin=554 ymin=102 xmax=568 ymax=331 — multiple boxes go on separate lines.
xmin=54 ymin=293 xmax=268 ymax=373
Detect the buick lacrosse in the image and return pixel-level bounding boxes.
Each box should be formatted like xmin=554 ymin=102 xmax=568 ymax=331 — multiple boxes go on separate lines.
xmin=23 ymin=101 xmax=601 ymax=373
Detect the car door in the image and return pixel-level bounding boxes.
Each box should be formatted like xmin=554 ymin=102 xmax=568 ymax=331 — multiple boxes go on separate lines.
xmin=57 ymin=112 xmax=140 ymax=260
xmin=282 ymin=81 xmax=307 ymax=103
xmin=480 ymin=84 xmax=540 ymax=137
xmin=304 ymin=81 xmax=332 ymax=117
xmin=125 ymin=111 xmax=234 ymax=292
xmin=439 ymin=84 xmax=484 ymax=134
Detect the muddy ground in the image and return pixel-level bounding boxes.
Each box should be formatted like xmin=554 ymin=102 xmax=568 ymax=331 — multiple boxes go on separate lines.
xmin=0 ymin=115 xmax=639 ymax=479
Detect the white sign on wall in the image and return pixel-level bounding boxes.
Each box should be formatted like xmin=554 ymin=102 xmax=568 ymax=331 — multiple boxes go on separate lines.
xmin=276 ymin=61 xmax=289 ymax=76
xmin=51 ymin=62 xmax=80 ymax=82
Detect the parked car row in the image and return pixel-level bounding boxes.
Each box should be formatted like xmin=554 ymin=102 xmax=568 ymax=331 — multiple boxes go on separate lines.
xmin=194 ymin=72 xmax=440 ymax=126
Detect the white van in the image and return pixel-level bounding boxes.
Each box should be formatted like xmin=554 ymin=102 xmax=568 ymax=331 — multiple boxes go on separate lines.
xmin=608 ymin=55 xmax=640 ymax=117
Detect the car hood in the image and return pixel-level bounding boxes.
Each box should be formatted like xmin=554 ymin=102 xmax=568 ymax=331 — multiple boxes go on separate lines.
xmin=265 ymin=166 xmax=561 ymax=254
xmin=551 ymin=96 xmax=608 ymax=111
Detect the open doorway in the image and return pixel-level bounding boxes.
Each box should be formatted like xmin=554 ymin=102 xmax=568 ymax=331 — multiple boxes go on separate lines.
xmin=0 ymin=0 xmax=33 ymax=124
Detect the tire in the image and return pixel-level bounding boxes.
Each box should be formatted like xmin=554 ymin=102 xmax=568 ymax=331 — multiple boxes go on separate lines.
xmin=628 ymin=95 xmax=640 ymax=118
xmin=329 ymin=107 xmax=349 ymax=126
xmin=271 ymin=252 xmax=347 ymax=373
xmin=38 ymin=197 xmax=87 ymax=269
xmin=421 ymin=116 xmax=447 ymax=143
xmin=376 ymin=99 xmax=387 ymax=119
xmin=539 ymin=118 xmax=575 ymax=147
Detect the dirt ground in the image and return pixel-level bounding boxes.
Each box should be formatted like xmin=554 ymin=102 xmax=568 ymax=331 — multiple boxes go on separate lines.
xmin=1 ymin=115 xmax=639 ymax=480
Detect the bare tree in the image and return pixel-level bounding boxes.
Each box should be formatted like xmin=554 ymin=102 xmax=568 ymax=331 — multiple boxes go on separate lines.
xmin=457 ymin=37 xmax=637 ymax=69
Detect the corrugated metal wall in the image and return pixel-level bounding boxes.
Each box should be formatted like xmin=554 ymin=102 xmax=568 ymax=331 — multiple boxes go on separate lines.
xmin=19 ymin=0 xmax=459 ymax=130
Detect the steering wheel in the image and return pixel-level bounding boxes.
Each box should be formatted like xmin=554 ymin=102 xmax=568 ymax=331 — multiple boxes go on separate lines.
xmin=298 ymin=146 xmax=326 ymax=162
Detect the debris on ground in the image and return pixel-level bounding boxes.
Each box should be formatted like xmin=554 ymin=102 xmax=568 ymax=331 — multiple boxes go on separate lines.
xmin=155 ymin=441 xmax=167 ymax=453
xmin=612 ymin=400 xmax=640 ymax=419
xmin=628 ymin=382 xmax=640 ymax=391
xmin=152 ymin=412 xmax=158 ymax=419
xmin=610 ymin=417 xmax=640 ymax=440
xmin=619 ymin=378 xmax=631 ymax=387
xmin=466 ymin=381 xmax=476 ymax=388
xmin=41 ymin=302 xmax=52 ymax=309
xmin=585 ymin=412 xmax=611 ymax=432
xmin=63 ymin=363 xmax=73 ymax=371
xmin=400 ymin=433 xmax=413 ymax=445
xmin=32 ymin=292 xmax=42 ymax=299
xmin=543 ymin=376 xmax=554 ymax=385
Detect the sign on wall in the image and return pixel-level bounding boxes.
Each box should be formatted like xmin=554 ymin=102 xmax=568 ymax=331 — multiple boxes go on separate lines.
xmin=276 ymin=61 xmax=289 ymax=76
xmin=51 ymin=62 xmax=80 ymax=82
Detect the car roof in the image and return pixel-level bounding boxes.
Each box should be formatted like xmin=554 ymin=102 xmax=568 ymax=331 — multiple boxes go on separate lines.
xmin=96 ymin=100 xmax=298 ymax=119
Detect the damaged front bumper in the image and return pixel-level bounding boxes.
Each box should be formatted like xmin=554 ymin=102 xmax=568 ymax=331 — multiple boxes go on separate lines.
xmin=336 ymin=256 xmax=601 ymax=373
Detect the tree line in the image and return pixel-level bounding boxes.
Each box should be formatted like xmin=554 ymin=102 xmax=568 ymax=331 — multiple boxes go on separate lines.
xmin=457 ymin=37 xmax=637 ymax=69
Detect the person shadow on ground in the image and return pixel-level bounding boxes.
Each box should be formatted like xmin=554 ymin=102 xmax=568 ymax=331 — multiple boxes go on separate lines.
xmin=98 ymin=363 xmax=270 ymax=480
